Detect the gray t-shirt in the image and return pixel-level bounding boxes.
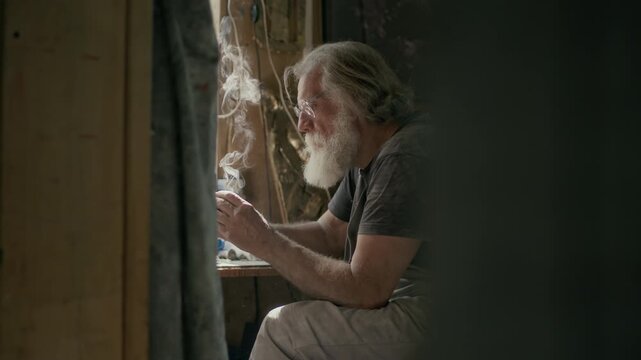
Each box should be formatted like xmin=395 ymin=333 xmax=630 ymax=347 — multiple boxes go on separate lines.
xmin=328 ymin=116 xmax=432 ymax=299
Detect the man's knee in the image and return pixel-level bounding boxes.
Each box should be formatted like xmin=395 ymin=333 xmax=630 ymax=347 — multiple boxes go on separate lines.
xmin=257 ymin=304 xmax=286 ymax=340
xmin=258 ymin=301 xmax=313 ymax=339
xmin=252 ymin=303 xmax=309 ymax=359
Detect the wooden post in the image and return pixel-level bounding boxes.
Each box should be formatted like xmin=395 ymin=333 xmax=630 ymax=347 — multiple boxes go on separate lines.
xmin=124 ymin=0 xmax=152 ymax=359
xmin=0 ymin=0 xmax=151 ymax=359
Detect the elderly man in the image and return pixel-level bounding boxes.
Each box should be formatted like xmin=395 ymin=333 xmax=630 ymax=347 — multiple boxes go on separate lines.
xmin=216 ymin=41 xmax=431 ymax=359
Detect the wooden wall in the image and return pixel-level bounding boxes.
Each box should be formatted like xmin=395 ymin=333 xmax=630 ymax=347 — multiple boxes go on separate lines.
xmin=0 ymin=0 xmax=151 ymax=359
xmin=214 ymin=0 xmax=322 ymax=223
xmin=212 ymin=0 xmax=323 ymax=352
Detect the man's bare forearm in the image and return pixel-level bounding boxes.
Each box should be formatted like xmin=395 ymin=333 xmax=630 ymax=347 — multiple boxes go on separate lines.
xmin=272 ymin=222 xmax=343 ymax=258
xmin=215 ymin=191 xmax=391 ymax=309
xmin=260 ymin=230 xmax=385 ymax=309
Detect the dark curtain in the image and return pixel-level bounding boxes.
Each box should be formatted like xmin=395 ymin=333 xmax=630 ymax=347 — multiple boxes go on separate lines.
xmin=150 ymin=0 xmax=227 ymax=359
xmin=325 ymin=1 xmax=640 ymax=359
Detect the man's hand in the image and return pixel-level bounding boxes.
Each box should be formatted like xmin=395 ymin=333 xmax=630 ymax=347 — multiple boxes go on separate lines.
xmin=216 ymin=192 xmax=421 ymax=308
xmin=215 ymin=190 xmax=273 ymax=257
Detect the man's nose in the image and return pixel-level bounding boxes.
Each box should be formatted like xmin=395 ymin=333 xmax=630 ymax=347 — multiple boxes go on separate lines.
xmin=297 ymin=112 xmax=313 ymax=134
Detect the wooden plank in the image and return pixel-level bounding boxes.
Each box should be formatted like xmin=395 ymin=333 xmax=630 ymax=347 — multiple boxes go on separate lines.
xmin=217 ymin=0 xmax=302 ymax=223
xmin=218 ymin=266 xmax=279 ymax=278
xmin=1 ymin=1 xmax=126 ymax=359
xmin=123 ymin=0 xmax=152 ymax=359
xmin=305 ymin=0 xmax=323 ymax=53
xmin=0 ymin=0 xmax=5 ymax=318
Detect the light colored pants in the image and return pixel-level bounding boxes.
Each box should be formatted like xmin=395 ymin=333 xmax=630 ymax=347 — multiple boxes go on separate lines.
xmin=249 ymin=297 xmax=430 ymax=360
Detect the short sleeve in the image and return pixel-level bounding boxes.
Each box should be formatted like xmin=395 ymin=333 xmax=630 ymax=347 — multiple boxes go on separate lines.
xmin=328 ymin=170 xmax=355 ymax=222
xmin=359 ymin=154 xmax=429 ymax=239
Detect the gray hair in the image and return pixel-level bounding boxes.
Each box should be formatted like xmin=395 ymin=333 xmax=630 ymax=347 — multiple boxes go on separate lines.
xmin=284 ymin=41 xmax=414 ymax=124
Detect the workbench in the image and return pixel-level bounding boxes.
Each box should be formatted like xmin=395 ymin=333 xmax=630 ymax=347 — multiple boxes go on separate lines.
xmin=216 ymin=259 xmax=279 ymax=278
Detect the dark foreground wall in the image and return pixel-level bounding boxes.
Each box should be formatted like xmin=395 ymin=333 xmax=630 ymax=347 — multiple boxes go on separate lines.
xmin=324 ymin=1 xmax=641 ymax=359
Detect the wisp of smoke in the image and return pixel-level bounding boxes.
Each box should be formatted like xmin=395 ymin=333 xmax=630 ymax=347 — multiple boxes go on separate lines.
xmin=218 ymin=15 xmax=261 ymax=193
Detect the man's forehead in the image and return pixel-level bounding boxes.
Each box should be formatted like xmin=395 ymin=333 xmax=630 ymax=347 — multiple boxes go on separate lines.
xmin=298 ymin=68 xmax=323 ymax=99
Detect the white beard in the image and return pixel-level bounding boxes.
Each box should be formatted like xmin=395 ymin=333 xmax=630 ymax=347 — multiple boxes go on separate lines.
xmin=303 ymin=110 xmax=360 ymax=189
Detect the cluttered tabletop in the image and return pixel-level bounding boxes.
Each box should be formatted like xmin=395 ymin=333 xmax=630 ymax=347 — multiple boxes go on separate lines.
xmin=216 ymin=238 xmax=279 ymax=278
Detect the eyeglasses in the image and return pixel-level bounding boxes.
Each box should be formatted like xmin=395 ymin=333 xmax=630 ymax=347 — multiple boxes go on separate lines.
xmin=293 ymin=92 xmax=324 ymax=119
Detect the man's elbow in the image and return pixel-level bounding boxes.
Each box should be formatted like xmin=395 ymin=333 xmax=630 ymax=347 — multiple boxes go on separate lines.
xmin=354 ymin=287 xmax=391 ymax=309
xmin=357 ymin=298 xmax=389 ymax=309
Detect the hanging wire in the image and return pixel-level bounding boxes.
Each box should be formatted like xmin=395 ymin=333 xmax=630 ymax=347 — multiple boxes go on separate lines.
xmin=259 ymin=0 xmax=304 ymax=143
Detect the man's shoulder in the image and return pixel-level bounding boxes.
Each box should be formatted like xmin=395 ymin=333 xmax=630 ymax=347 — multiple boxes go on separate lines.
xmin=378 ymin=114 xmax=433 ymax=161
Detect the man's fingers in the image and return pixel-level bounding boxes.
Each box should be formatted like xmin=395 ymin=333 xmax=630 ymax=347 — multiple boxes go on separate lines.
xmin=217 ymin=222 xmax=228 ymax=238
xmin=215 ymin=190 xmax=244 ymax=207
xmin=216 ymin=197 xmax=235 ymax=216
